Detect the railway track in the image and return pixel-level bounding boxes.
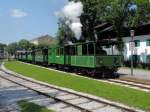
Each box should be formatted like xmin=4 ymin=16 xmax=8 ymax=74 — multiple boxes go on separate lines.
xmin=17 ymin=61 xmax=150 ymax=92
xmin=107 ymin=78 xmax=150 ymax=91
xmin=119 ymin=77 xmax=150 ymax=85
xmin=0 ymin=66 xmax=144 ymax=112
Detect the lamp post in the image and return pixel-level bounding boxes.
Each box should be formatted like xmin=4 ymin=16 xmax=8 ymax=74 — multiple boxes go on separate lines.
xmin=130 ymin=30 xmax=135 ymax=76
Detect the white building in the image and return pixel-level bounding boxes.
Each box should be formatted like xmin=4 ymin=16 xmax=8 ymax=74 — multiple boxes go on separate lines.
xmin=107 ymin=35 xmax=150 ymax=63
xmin=30 ymin=39 xmax=39 ymax=45
xmin=123 ymin=34 xmax=150 ymax=63
xmin=96 ymin=23 xmax=150 ymax=63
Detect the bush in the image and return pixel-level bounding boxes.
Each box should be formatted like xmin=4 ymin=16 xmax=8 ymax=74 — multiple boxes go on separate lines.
xmin=123 ymin=60 xmax=150 ymax=70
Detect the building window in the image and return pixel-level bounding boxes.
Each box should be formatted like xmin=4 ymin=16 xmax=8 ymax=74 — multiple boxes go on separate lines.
xmin=105 ymin=45 xmax=111 ymax=48
xmin=129 ymin=55 xmax=140 ymax=63
xmin=146 ymin=39 xmax=150 ymax=46
xmin=146 ymin=55 xmax=150 ymax=63
xmin=134 ymin=40 xmax=140 ymax=47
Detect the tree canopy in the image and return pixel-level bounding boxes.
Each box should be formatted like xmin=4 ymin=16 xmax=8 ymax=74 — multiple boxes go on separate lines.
xmin=69 ymin=0 xmax=99 ymax=41
xmin=96 ymin=0 xmax=150 ymax=51
xmin=57 ymin=0 xmax=150 ymax=50
xmin=6 ymin=39 xmax=36 ymax=55
xmin=0 ymin=43 xmax=6 ymax=49
xmin=7 ymin=42 xmax=18 ymax=55
xmin=57 ymin=18 xmax=76 ymax=45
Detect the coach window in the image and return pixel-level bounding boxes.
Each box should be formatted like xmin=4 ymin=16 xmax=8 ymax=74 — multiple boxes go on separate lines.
xmin=70 ymin=46 xmax=76 ymax=55
xmin=75 ymin=46 xmax=77 ymax=55
xmin=77 ymin=45 xmax=82 ymax=56
xmin=96 ymin=43 xmax=107 ymax=55
xmin=39 ymin=50 xmax=42 ymax=55
xmin=48 ymin=48 xmax=51 ymax=55
xmin=36 ymin=50 xmax=39 ymax=55
xmin=56 ymin=48 xmax=59 ymax=55
xmin=31 ymin=51 xmax=34 ymax=56
xmin=60 ymin=48 xmax=64 ymax=55
xmin=42 ymin=50 xmax=45 ymax=55
xmin=88 ymin=43 xmax=94 ymax=55
xmin=82 ymin=44 xmax=88 ymax=55
xmin=65 ymin=46 xmax=70 ymax=55
xmin=74 ymin=46 xmax=77 ymax=55
xmin=43 ymin=48 xmax=48 ymax=55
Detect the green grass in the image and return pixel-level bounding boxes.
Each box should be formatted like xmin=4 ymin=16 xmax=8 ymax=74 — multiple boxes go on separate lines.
xmin=5 ymin=61 xmax=150 ymax=111
xmin=18 ymin=100 xmax=54 ymax=112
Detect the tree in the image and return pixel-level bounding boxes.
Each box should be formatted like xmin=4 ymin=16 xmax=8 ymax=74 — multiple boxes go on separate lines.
xmin=28 ymin=43 xmax=37 ymax=51
xmin=18 ymin=39 xmax=38 ymax=51
xmin=56 ymin=24 xmax=66 ymax=46
xmin=57 ymin=18 xmax=76 ymax=46
xmin=6 ymin=39 xmax=36 ymax=55
xmin=18 ymin=39 xmax=30 ymax=50
xmin=69 ymin=0 xmax=99 ymax=41
xmin=0 ymin=43 xmax=6 ymax=50
xmin=127 ymin=0 xmax=150 ymax=27
xmin=96 ymin=0 xmax=150 ymax=52
xmin=7 ymin=42 xmax=18 ymax=55
xmin=59 ymin=0 xmax=150 ymax=49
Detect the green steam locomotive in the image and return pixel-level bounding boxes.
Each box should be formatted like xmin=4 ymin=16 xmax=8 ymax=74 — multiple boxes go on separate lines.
xmin=16 ymin=40 xmax=123 ymax=77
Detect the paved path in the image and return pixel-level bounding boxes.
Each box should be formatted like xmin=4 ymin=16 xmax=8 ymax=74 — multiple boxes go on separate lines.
xmin=117 ymin=67 xmax=150 ymax=81
xmin=0 ymin=75 xmax=81 ymax=112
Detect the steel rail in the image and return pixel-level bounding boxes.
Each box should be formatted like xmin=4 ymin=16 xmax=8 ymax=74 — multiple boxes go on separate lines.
xmin=119 ymin=78 xmax=150 ymax=85
xmin=0 ymin=70 xmax=90 ymax=112
xmin=107 ymin=79 xmax=150 ymax=90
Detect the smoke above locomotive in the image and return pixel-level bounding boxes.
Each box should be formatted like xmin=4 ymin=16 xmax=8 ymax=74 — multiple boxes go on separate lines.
xmin=55 ymin=1 xmax=83 ymax=40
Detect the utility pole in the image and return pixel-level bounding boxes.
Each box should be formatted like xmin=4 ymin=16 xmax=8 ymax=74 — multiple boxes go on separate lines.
xmin=130 ymin=30 xmax=135 ymax=76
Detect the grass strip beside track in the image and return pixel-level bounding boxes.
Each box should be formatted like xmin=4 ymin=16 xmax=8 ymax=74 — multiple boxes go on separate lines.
xmin=18 ymin=100 xmax=54 ymax=112
xmin=5 ymin=61 xmax=150 ymax=111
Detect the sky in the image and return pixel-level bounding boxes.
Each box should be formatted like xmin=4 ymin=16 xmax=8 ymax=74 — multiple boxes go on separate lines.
xmin=0 ymin=0 xmax=68 ymax=44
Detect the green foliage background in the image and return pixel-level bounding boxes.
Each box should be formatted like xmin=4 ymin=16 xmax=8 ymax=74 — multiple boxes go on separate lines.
xmin=57 ymin=0 xmax=150 ymax=51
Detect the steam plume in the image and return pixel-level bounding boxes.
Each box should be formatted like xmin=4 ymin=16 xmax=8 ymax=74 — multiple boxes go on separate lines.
xmin=56 ymin=1 xmax=83 ymax=40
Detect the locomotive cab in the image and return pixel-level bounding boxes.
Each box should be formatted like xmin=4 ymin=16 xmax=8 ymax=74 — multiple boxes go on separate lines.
xmin=94 ymin=41 xmax=122 ymax=69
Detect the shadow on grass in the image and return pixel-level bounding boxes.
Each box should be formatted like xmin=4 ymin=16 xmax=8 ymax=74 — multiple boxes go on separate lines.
xmin=18 ymin=100 xmax=54 ymax=112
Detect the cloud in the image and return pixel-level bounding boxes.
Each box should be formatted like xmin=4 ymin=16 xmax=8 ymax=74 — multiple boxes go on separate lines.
xmin=10 ymin=9 xmax=28 ymax=18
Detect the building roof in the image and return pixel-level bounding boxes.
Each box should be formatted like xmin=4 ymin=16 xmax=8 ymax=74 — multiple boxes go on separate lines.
xmin=30 ymin=35 xmax=57 ymax=45
xmin=95 ymin=22 xmax=150 ymax=39
xmin=31 ymin=35 xmax=54 ymax=41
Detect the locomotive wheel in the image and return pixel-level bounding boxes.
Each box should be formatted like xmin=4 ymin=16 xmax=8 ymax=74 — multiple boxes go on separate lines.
xmin=91 ymin=70 xmax=96 ymax=77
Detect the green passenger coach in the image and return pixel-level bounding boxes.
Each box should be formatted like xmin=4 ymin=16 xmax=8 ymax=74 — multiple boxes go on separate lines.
xmin=34 ymin=48 xmax=48 ymax=64
xmin=48 ymin=47 xmax=65 ymax=65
